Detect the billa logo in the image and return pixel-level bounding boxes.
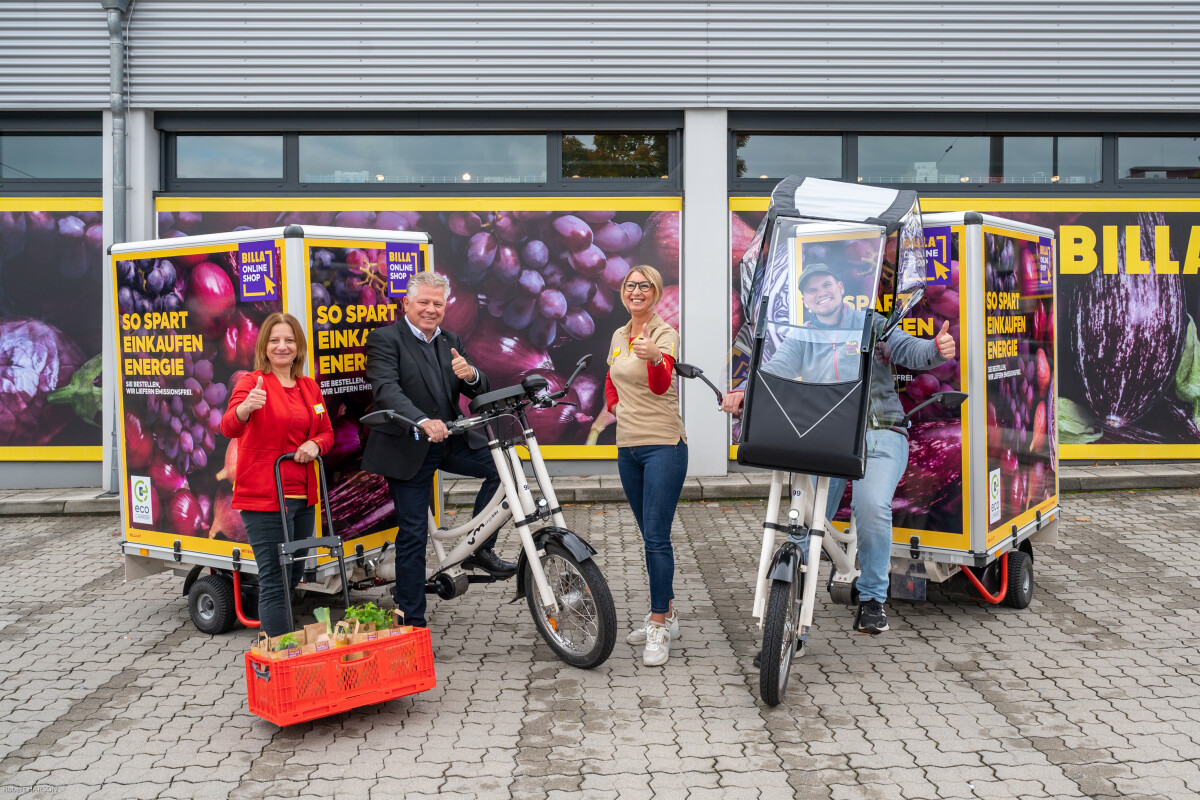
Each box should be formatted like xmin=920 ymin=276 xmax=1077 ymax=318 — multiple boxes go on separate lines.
xmin=131 ymin=475 xmax=153 ymax=525
xmin=237 ymin=240 xmax=278 ymax=302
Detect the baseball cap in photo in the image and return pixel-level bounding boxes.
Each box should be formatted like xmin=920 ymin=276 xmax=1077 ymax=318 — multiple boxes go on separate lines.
xmin=798 ymin=263 xmax=839 ymax=292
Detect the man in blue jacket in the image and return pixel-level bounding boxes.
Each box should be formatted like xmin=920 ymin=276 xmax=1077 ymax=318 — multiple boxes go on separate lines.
xmin=722 ymin=264 xmax=955 ymax=636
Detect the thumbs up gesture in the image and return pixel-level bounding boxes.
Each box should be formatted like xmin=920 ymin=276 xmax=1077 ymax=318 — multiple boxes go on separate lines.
xmin=450 ymin=347 xmax=478 ymax=382
xmin=631 ymin=323 xmax=662 ymax=363
xmin=934 ymin=320 xmax=956 ymax=360
xmin=239 ymin=375 xmax=268 ymax=419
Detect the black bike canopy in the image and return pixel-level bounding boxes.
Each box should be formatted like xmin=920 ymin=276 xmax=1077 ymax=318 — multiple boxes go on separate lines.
xmin=733 ymin=177 xmax=926 ymax=479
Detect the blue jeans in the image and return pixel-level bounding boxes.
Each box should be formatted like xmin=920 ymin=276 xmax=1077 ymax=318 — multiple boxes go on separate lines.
xmin=241 ymin=498 xmax=314 ymax=637
xmin=822 ymin=429 xmax=908 ymax=604
xmin=387 ymin=436 xmax=501 ymax=628
xmin=617 ymin=441 xmax=688 ymax=615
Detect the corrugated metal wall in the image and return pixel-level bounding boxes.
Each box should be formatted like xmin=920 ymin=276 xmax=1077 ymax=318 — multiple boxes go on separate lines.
xmin=5 ymin=1 xmax=1200 ymax=111
xmin=0 ymin=1 xmax=111 ymax=109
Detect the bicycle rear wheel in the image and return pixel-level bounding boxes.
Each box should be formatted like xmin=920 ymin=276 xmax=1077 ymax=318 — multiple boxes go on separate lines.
xmin=759 ymin=572 xmax=803 ymax=707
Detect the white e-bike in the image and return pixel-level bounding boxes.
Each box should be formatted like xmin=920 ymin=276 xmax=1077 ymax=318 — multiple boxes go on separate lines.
xmin=359 ymin=355 xmax=616 ymax=670
xmin=676 ymin=360 xmax=964 ymax=704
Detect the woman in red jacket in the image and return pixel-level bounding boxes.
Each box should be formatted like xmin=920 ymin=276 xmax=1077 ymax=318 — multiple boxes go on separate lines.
xmin=221 ymin=312 xmax=334 ymax=636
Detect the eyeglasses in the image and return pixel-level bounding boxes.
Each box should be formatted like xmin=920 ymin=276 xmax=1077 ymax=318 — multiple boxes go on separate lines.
xmin=623 ymin=281 xmax=653 ymax=293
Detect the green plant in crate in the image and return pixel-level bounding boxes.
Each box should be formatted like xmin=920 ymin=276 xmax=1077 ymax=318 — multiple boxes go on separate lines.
xmin=344 ymin=602 xmax=390 ymax=630
xmin=275 ymin=633 xmax=300 ymax=651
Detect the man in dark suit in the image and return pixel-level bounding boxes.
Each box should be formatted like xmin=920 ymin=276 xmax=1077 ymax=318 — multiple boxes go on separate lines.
xmin=363 ymin=271 xmax=516 ymax=628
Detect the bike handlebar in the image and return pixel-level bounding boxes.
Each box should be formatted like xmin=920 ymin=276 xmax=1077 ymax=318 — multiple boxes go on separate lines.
xmin=673 ymin=362 xmax=725 ymax=403
xmin=359 ymin=353 xmax=593 ymax=441
xmin=901 ymin=389 xmax=968 ymax=425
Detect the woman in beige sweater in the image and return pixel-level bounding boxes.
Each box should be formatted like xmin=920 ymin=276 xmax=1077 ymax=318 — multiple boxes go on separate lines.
xmin=600 ymin=264 xmax=688 ymax=666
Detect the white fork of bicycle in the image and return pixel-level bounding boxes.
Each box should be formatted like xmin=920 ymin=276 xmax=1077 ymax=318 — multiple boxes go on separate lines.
xmin=370 ymin=428 xmax=562 ymax=613
xmin=752 ymin=471 xmax=860 ymax=637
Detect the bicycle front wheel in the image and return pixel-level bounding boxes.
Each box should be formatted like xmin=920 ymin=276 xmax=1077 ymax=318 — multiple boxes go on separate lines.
xmin=759 ymin=573 xmax=803 ymax=707
xmin=525 ymin=541 xmax=616 ymax=669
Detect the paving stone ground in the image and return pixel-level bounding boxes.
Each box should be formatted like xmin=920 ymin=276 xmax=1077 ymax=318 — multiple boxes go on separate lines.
xmin=1 ymin=491 xmax=1199 ymax=799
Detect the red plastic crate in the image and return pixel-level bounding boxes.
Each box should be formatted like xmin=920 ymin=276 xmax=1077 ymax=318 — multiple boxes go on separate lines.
xmin=245 ymin=626 xmax=436 ymax=725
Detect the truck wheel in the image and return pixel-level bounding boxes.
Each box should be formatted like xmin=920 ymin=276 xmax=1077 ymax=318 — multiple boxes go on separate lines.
xmin=189 ymin=574 xmax=237 ymax=634
xmin=1003 ymin=551 xmax=1034 ymax=610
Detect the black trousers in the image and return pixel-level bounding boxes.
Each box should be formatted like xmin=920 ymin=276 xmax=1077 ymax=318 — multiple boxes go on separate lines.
xmin=386 ymin=437 xmax=501 ymax=627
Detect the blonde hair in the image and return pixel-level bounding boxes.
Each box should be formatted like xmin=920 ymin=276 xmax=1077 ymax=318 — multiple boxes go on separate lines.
xmin=253 ymin=313 xmax=307 ymax=379
xmin=618 ymin=264 xmax=664 ymax=312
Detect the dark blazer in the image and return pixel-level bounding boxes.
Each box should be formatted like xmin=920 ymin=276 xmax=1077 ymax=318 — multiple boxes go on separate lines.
xmin=361 ymin=321 xmax=491 ymax=481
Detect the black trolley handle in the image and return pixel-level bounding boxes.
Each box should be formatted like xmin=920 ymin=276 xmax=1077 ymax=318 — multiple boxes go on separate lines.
xmin=273 ymin=453 xmax=352 ymax=629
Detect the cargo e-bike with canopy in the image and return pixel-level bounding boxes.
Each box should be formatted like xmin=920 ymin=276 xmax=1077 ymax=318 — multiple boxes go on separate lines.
xmin=701 ymin=179 xmax=1059 ymax=706
xmin=730 ymin=177 xmax=931 ymax=705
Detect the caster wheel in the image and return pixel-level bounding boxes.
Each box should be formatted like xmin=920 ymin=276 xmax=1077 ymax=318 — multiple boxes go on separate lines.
xmin=189 ymin=574 xmax=237 ymax=634
xmin=1002 ymin=550 xmax=1034 ymax=609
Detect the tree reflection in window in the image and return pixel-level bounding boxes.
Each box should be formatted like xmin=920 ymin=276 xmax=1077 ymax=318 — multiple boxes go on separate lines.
xmin=561 ymin=134 xmax=669 ymax=178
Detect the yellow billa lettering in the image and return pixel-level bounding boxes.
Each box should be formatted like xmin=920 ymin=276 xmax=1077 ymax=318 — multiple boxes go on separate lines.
xmin=1185 ymin=227 xmax=1200 ymax=275
xmin=1155 ymin=226 xmax=1180 ymax=274
xmin=1125 ymin=225 xmax=1151 ymax=274
xmin=1103 ymin=226 xmax=1120 ymax=275
xmin=1059 ymin=226 xmax=1097 ymax=275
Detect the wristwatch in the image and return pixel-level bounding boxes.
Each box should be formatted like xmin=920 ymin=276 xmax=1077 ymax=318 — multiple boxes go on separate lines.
xmin=650 ymin=355 xmax=664 ymax=367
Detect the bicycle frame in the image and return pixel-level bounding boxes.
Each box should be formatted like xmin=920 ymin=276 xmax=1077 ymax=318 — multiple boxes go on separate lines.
xmin=397 ymin=408 xmax=566 ymax=614
xmin=751 ymin=471 xmax=860 ymax=637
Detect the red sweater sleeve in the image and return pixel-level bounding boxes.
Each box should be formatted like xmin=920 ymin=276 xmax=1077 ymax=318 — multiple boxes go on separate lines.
xmin=306 ymin=379 xmax=335 ymax=454
xmin=220 ymin=371 xmax=259 ymax=438
xmin=647 ymin=353 xmax=675 ymax=395
xmin=604 ymin=371 xmax=619 ymax=412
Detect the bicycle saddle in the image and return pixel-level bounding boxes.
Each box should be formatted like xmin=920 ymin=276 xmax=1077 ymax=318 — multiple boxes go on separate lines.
xmin=468 ymin=374 xmax=548 ymax=414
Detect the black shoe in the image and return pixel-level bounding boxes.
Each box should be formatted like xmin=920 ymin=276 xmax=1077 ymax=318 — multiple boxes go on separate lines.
xmin=462 ymin=548 xmax=517 ymax=578
xmin=855 ymin=599 xmax=889 ymax=633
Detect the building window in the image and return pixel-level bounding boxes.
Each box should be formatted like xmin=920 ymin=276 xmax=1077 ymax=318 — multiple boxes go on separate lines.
xmin=859 ymin=135 xmax=988 ymax=183
xmin=858 ymin=135 xmax=1101 ymax=184
xmin=160 ymin=115 xmax=682 ymax=193
xmin=1118 ymin=136 xmax=1200 ymax=180
xmin=735 ymin=134 xmax=842 ymax=180
xmin=1002 ymin=137 xmax=1101 ymax=184
xmin=175 ymin=135 xmax=284 ymax=179
xmin=561 ymin=133 xmax=669 ymax=179
xmin=299 ymin=134 xmax=546 ymax=184
xmin=0 ymin=134 xmax=102 ymax=179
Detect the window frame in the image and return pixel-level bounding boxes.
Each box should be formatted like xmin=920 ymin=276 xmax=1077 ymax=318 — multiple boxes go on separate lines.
xmin=1115 ymin=135 xmax=1200 ymax=183
xmin=0 ymin=114 xmax=103 ymax=194
xmin=169 ymin=132 xmax=288 ymax=184
xmin=159 ymin=112 xmax=683 ymax=196
xmin=729 ymin=111 xmax=1200 ymax=197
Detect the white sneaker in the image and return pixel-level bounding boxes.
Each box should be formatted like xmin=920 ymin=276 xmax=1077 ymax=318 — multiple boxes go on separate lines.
xmin=643 ymin=621 xmax=671 ymax=666
xmin=626 ymin=609 xmax=680 ymax=645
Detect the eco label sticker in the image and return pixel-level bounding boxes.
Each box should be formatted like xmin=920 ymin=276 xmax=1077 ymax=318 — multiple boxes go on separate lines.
xmin=237 ymin=240 xmax=278 ymax=302
xmin=924 ymin=226 xmax=953 ymax=287
xmin=989 ymin=469 xmax=1001 ymax=524
xmin=386 ymin=242 xmax=421 ymax=297
xmin=130 ymin=475 xmax=153 ymax=525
